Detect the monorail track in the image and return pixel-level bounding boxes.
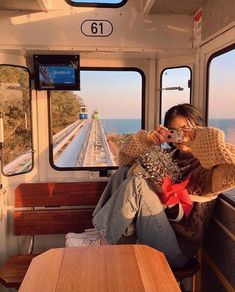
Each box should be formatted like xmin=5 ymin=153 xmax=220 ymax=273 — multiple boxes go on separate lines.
xmin=4 ymin=119 xmax=116 ymax=174
xmin=55 ymin=119 xmax=116 ymax=167
xmin=77 ymin=119 xmax=114 ymax=167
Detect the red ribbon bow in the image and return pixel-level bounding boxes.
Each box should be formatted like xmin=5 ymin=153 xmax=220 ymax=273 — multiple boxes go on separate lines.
xmin=159 ymin=175 xmax=193 ymax=217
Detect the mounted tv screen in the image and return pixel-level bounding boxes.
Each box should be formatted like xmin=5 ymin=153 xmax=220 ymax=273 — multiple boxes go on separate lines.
xmin=34 ymin=55 xmax=80 ymax=90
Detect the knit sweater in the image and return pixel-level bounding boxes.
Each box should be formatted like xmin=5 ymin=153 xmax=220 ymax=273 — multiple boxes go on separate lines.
xmin=118 ymin=127 xmax=235 ymax=258
xmin=118 ymin=127 xmax=235 ymax=197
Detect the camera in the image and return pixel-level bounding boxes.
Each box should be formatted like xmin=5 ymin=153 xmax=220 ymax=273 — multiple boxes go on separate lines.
xmin=165 ymin=130 xmax=184 ymax=143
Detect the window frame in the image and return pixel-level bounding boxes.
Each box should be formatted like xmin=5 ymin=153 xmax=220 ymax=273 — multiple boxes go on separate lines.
xmin=206 ymin=43 xmax=235 ymax=205
xmin=0 ymin=64 xmax=34 ymax=177
xmin=48 ymin=66 xmax=146 ymax=172
xmin=159 ymin=65 xmax=192 ymax=124
xmin=205 ymin=43 xmax=235 ymax=124
xmin=65 ymin=0 xmax=127 ymax=8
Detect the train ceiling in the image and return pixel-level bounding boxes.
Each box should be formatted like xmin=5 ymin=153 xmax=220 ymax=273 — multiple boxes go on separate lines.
xmin=0 ymin=0 xmax=48 ymax=11
xmin=146 ymin=0 xmax=205 ymax=14
xmin=0 ymin=0 xmax=206 ymax=14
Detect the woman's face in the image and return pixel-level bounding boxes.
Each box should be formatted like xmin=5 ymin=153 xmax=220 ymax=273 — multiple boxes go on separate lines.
xmin=168 ymin=115 xmax=193 ymax=152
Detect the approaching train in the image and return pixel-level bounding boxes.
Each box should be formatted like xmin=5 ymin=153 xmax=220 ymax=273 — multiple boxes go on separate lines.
xmin=79 ymin=106 xmax=88 ymax=120
xmin=0 ymin=0 xmax=234 ymax=291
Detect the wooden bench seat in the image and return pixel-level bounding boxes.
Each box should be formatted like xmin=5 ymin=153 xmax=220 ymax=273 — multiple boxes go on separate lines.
xmin=0 ymin=180 xmax=200 ymax=290
xmin=0 ymin=181 xmax=107 ymax=289
xmin=0 ymin=255 xmax=36 ymax=289
xmin=14 ymin=181 xmax=108 ymax=235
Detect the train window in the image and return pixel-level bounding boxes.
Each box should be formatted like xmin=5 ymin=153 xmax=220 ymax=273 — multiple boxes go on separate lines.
xmin=160 ymin=67 xmax=191 ymax=123
xmin=0 ymin=65 xmax=33 ymax=176
xmin=207 ymin=45 xmax=235 ymax=201
xmin=66 ymin=0 xmax=127 ymax=8
xmin=207 ymin=45 xmax=235 ymax=144
xmin=49 ymin=68 xmax=144 ymax=170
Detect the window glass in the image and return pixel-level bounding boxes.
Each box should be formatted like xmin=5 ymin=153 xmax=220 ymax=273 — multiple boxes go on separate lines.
xmin=0 ymin=65 xmax=33 ymax=176
xmin=67 ymin=0 xmax=127 ymax=7
xmin=207 ymin=46 xmax=235 ymax=200
xmin=49 ymin=69 xmax=143 ymax=169
xmin=160 ymin=67 xmax=191 ymax=123
xmin=207 ymin=47 xmax=235 ymax=143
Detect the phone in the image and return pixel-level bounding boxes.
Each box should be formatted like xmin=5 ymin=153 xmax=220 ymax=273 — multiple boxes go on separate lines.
xmin=165 ymin=129 xmax=184 ymax=143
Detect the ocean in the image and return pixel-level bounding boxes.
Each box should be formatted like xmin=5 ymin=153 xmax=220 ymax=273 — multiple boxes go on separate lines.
xmin=208 ymin=119 xmax=235 ymax=143
xmin=101 ymin=118 xmax=235 ymax=142
xmin=101 ymin=119 xmax=141 ymax=134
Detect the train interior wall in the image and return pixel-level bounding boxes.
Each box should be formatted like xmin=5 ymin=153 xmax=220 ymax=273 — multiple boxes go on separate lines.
xmin=0 ymin=0 xmax=235 ymax=291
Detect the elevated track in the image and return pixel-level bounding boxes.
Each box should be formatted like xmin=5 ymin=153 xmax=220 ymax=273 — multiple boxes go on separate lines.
xmin=3 ymin=118 xmax=117 ymax=174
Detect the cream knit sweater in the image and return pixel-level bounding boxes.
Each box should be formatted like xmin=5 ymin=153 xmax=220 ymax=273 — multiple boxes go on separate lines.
xmin=118 ymin=127 xmax=235 ymax=258
xmin=118 ymin=127 xmax=235 ymax=197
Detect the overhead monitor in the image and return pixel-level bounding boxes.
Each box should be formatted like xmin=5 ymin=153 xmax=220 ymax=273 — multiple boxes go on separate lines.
xmin=34 ymin=55 xmax=80 ymax=90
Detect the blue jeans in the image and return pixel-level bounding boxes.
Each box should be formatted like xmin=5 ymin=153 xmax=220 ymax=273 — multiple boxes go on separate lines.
xmin=93 ymin=167 xmax=188 ymax=268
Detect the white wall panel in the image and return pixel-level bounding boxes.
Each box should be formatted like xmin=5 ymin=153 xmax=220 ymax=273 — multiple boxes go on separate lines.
xmin=0 ymin=10 xmax=192 ymax=53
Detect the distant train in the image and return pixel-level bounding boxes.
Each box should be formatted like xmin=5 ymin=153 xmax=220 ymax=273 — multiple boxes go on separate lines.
xmin=79 ymin=106 xmax=88 ymax=119
xmin=91 ymin=110 xmax=100 ymax=120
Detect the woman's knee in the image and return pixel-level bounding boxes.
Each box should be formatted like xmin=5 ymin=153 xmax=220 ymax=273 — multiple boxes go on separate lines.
xmin=132 ymin=177 xmax=163 ymax=207
xmin=113 ymin=166 xmax=129 ymax=179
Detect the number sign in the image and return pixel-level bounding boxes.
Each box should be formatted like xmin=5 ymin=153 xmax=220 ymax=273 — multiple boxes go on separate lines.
xmin=81 ymin=20 xmax=113 ymax=37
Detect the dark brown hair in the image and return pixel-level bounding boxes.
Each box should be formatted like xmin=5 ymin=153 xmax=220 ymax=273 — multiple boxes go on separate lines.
xmin=164 ymin=103 xmax=204 ymax=128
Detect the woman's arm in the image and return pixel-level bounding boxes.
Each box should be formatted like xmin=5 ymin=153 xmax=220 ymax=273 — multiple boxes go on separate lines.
xmin=187 ymin=127 xmax=235 ymax=169
xmin=118 ymin=126 xmax=168 ymax=166
xmin=187 ymin=127 xmax=235 ymax=193
xmin=118 ymin=130 xmax=153 ymax=166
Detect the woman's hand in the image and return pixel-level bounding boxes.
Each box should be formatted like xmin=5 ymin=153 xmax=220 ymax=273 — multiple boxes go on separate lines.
xmin=147 ymin=125 xmax=168 ymax=145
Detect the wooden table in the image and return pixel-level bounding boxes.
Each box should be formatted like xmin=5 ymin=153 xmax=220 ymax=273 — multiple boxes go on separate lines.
xmin=19 ymin=245 xmax=180 ymax=292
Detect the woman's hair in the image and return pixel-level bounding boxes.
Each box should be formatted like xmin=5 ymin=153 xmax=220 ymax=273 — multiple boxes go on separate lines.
xmin=164 ymin=103 xmax=204 ymax=128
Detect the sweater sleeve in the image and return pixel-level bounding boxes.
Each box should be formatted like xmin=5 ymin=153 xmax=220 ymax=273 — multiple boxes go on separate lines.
xmin=187 ymin=127 xmax=235 ymax=194
xmin=187 ymin=127 xmax=235 ymax=169
xmin=118 ymin=130 xmax=154 ymax=166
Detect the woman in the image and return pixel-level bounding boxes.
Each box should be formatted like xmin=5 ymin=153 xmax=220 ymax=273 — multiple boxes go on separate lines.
xmin=66 ymin=104 xmax=235 ymax=268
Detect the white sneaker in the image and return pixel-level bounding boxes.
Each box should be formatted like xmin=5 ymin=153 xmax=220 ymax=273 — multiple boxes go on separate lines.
xmin=65 ymin=229 xmax=101 ymax=247
xmin=65 ymin=228 xmax=97 ymax=239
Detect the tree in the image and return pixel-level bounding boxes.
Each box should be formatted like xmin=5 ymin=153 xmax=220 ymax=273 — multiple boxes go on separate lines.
xmin=50 ymin=91 xmax=86 ymax=134
xmin=0 ymin=65 xmax=32 ymax=167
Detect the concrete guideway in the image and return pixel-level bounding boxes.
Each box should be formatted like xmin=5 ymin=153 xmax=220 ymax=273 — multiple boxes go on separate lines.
xmin=3 ymin=118 xmax=117 ymax=174
xmin=54 ymin=119 xmax=116 ymax=167
xmin=78 ymin=119 xmax=115 ymax=167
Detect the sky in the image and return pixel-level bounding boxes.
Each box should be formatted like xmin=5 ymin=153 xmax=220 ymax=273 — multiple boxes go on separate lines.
xmin=77 ymin=70 xmax=142 ymax=119
xmin=74 ymin=48 xmax=235 ymax=120
xmin=161 ymin=67 xmax=191 ymax=121
xmin=208 ymin=49 xmax=235 ymax=119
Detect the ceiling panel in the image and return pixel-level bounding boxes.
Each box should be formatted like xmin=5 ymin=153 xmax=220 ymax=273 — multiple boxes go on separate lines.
xmin=150 ymin=0 xmax=205 ymax=15
xmin=0 ymin=0 xmax=46 ymax=11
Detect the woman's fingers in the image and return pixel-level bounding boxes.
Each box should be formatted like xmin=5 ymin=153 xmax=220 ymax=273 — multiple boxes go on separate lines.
xmin=156 ymin=131 xmax=166 ymax=143
xmin=147 ymin=125 xmax=168 ymax=144
xmin=147 ymin=130 xmax=161 ymax=144
xmin=158 ymin=125 xmax=168 ymax=135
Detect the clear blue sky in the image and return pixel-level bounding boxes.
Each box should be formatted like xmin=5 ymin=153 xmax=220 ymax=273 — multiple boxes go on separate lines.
xmin=77 ymin=70 xmax=142 ymax=119
xmin=208 ymin=49 xmax=235 ymax=118
xmin=161 ymin=67 xmax=191 ymax=120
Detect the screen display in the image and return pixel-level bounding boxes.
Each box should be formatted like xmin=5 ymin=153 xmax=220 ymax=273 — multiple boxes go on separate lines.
xmin=39 ymin=65 xmax=75 ymax=87
xmin=34 ymin=55 xmax=80 ymax=90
